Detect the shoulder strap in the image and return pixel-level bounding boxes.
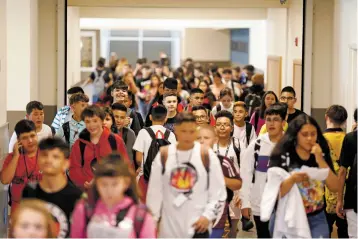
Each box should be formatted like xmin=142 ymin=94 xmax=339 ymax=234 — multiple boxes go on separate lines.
xmin=252 ymin=139 xmax=261 ymax=183
xmin=232 ymin=137 xmax=241 ymax=166
xmin=144 ymin=127 xmax=156 ymax=140
xmin=217 ymin=104 xmax=222 ymax=112
xmin=160 ymin=146 xmax=169 ymax=174
xmin=62 ymin=122 xmax=70 ymax=144
xmin=200 ymin=145 xmax=210 ymax=190
xmin=254 ymin=111 xmax=260 ymax=131
xmin=245 ymin=123 xmax=253 ymax=147
xmin=163 ymin=129 xmax=170 ymax=140
xmin=133 ymin=205 xmax=147 ymax=238
xmin=80 ymin=141 xmax=86 ymax=167
xmin=108 ymin=134 xmax=118 ymax=151
xmin=115 ymin=204 xmax=132 ymax=226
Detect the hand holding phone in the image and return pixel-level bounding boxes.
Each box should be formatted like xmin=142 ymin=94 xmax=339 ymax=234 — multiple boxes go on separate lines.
xmin=13 ymin=140 xmax=23 ymax=156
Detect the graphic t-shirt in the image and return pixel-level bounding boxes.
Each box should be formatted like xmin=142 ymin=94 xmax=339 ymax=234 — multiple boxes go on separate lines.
xmin=22 ymin=182 xmax=83 ymax=238
xmin=164 ymin=116 xmax=176 ymax=132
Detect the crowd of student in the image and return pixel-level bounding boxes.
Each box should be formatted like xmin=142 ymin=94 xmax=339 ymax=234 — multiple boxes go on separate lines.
xmin=0 ymin=56 xmax=357 ymax=239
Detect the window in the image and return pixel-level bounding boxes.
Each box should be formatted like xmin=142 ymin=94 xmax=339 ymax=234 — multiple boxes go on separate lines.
xmin=103 ymin=30 xmax=181 ymax=68
xmin=230 ymin=29 xmax=250 ymax=65
xmin=80 ymin=31 xmax=96 ymax=72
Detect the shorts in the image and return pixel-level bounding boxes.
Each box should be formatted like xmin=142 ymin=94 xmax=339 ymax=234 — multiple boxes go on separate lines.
xmin=229 ymin=191 xmax=241 ymax=219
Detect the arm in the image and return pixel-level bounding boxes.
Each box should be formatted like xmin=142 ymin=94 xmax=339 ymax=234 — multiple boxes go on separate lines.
xmin=70 ymin=201 xmax=86 ymax=238
xmin=115 ymin=135 xmax=132 ymax=168
xmin=146 ymin=153 xmax=163 ymax=222
xmin=224 ymin=177 xmax=242 ymax=191
xmin=51 ymin=110 xmax=63 ymax=132
xmin=135 ymin=151 xmax=143 ymax=168
xmin=0 ymin=153 xmax=20 ymax=185
xmin=336 ymin=167 xmax=347 ymax=218
xmin=133 ymin=130 xmax=145 ymax=166
xmin=68 ymin=141 xmax=91 ymax=189
xmin=138 ymin=212 xmax=157 ymax=238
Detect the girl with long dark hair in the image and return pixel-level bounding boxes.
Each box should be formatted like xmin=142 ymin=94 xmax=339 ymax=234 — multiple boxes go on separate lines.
xmin=250 ymin=91 xmax=278 ymax=135
xmin=70 ymin=154 xmax=156 ymax=238
xmin=103 ymin=107 xmax=118 ymax=134
xmin=267 ymin=114 xmax=339 ymax=238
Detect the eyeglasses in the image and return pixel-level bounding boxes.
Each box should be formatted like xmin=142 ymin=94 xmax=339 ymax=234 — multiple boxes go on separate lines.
xmin=195 ymin=115 xmax=207 ymax=120
xmin=266 ymin=117 xmax=282 ymax=123
xmin=280 ymin=96 xmax=295 ymax=101
xmin=216 ymin=123 xmax=232 ymax=128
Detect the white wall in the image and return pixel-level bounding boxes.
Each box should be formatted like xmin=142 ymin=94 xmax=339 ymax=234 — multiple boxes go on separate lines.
xmin=67 ymin=7 xmax=81 ymax=87
xmin=266 ymin=8 xmax=288 ymax=87
xmin=0 ymin=0 xmax=7 ymax=124
xmin=286 ymin=0 xmax=303 ymax=86
xmin=6 ymin=0 xmax=38 ymax=111
xmin=249 ymin=21 xmax=267 ymax=74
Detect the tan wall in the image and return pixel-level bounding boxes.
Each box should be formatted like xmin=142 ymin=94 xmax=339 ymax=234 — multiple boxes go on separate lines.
xmin=69 ymin=0 xmax=290 ymax=8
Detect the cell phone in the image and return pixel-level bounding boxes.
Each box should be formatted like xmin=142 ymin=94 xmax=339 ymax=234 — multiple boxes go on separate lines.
xmin=17 ymin=141 xmax=23 ymax=154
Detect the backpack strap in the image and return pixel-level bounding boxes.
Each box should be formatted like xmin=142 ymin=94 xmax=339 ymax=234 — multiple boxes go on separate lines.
xmin=160 ymin=146 xmax=169 ymax=174
xmin=245 ymin=123 xmax=253 ymax=147
xmin=133 ymin=204 xmax=148 ymax=238
xmin=80 ymin=141 xmax=86 ymax=167
xmin=62 ymin=122 xmax=70 ymax=144
xmin=115 ymin=204 xmax=132 ymax=226
xmin=200 ymin=145 xmax=210 ymax=190
xmin=108 ymin=134 xmax=118 ymax=151
xmin=217 ymin=104 xmax=222 ymax=112
xmin=144 ymin=127 xmax=156 ymax=140
xmin=163 ymin=129 xmax=170 ymax=140
xmin=254 ymin=111 xmax=260 ymax=132
xmin=252 ymin=139 xmax=261 ymax=184
xmin=232 ymin=137 xmax=241 ymax=166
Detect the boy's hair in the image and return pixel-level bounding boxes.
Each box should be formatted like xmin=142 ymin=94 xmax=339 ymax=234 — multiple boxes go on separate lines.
xmin=152 ymin=60 xmax=159 ymax=65
xmin=38 ymin=137 xmax=70 ymax=158
xmin=198 ymin=124 xmax=217 ymax=136
xmin=192 ymin=105 xmax=207 ymax=113
xmin=26 ymin=101 xmax=44 ymax=115
xmin=233 ymin=101 xmax=248 ymax=112
xmin=219 ymin=87 xmax=233 ymax=99
xmin=163 ymin=93 xmax=177 ymax=100
xmin=67 ymin=86 xmax=84 ymax=95
xmin=164 ymin=78 xmax=178 ymax=90
xmin=325 ymin=105 xmax=348 ymax=125
xmin=222 ymin=68 xmax=232 ymax=74
xmin=281 ymin=86 xmax=296 ymax=98
xmin=190 ymin=88 xmax=204 ymax=96
xmin=111 ymin=80 xmax=128 ymax=91
xmin=111 ymin=103 xmax=127 ymax=113
xmin=15 ymin=120 xmax=36 ymax=138
xmin=151 ymin=105 xmax=167 ymax=122
xmin=69 ymin=93 xmax=89 ymax=105
xmin=97 ymin=57 xmax=106 ymax=68
xmin=243 ymin=64 xmax=255 ymax=73
xmin=215 ymin=110 xmax=234 ymax=126
xmin=175 ymin=112 xmax=196 ymax=125
xmin=81 ymin=105 xmax=106 ymax=121
xmin=142 ymin=64 xmax=151 ymax=70
xmin=354 ymin=108 xmax=358 ymax=122
xmin=265 ymin=103 xmax=288 ymax=121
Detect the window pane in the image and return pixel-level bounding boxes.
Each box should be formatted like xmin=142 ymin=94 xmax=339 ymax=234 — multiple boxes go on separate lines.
xmin=81 ymin=36 xmax=93 ymax=67
xmin=109 ymin=41 xmax=138 ymax=67
xmin=143 ymin=30 xmax=171 ymax=37
xmin=143 ymin=41 xmax=171 ymax=64
xmin=110 ymin=30 xmax=138 ymax=37
xmin=230 ymin=29 xmax=250 ymax=65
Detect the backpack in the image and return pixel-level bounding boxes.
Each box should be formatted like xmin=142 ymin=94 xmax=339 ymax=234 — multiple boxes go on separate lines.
xmin=160 ymin=145 xmax=210 ymax=189
xmin=253 ymin=110 xmax=260 ymax=132
xmin=83 ymin=196 xmax=147 ymax=238
xmin=93 ymin=70 xmax=106 ymax=96
xmin=62 ymin=122 xmax=70 ymax=145
xmin=79 ymin=134 xmax=118 ymax=168
xmin=244 ymin=93 xmax=262 ymax=118
xmin=143 ymin=128 xmax=171 ymax=181
xmin=252 ymin=139 xmax=262 ymax=184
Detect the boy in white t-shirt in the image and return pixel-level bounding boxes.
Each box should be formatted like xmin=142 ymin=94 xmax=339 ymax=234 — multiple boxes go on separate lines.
xmin=133 ymin=105 xmax=176 ymax=202
xmin=9 ymin=101 xmax=52 ymax=153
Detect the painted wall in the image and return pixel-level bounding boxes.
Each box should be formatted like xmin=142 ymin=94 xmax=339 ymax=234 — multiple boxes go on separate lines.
xmin=67 ymin=7 xmax=81 ymax=88
xmin=0 ymin=0 xmax=7 ymax=125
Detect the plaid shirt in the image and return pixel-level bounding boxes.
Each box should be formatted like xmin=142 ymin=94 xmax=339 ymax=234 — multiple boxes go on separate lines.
xmin=51 ymin=106 xmax=71 ymax=132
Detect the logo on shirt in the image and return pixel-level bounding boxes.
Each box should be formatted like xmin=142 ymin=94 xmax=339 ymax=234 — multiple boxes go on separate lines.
xmin=46 ymin=202 xmax=69 ymax=238
xmin=170 ymin=163 xmax=198 ymax=194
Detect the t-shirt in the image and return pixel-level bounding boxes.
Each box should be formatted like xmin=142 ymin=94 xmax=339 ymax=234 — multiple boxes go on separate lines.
xmin=287 ymin=109 xmax=304 ymax=123
xmin=22 ymin=182 xmax=83 ymax=238
xmin=233 ymin=123 xmax=257 ymax=150
xmin=164 ymin=116 xmax=176 ymax=132
xmin=9 ymin=124 xmax=53 ymax=153
xmin=133 ymin=125 xmax=177 ymax=169
xmin=340 ymin=130 xmax=357 ymax=211
xmin=213 ymin=140 xmax=240 ymax=173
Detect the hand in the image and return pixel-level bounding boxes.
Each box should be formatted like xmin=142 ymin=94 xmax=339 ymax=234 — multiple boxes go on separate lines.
xmin=241 ymin=208 xmax=251 ymax=219
xmin=336 ymin=200 xmax=345 ymax=219
xmin=291 ymin=172 xmax=309 ymax=183
xmin=233 ymin=195 xmax=241 ymax=208
xmin=124 ymin=117 xmax=130 ymax=127
xmin=84 ymin=179 xmax=94 ymax=189
xmin=311 ymin=143 xmax=323 ymax=157
xmin=13 ymin=141 xmax=22 ymax=157
xmin=136 ymin=167 xmax=142 ymax=175
xmin=192 ymin=216 xmax=209 ymax=233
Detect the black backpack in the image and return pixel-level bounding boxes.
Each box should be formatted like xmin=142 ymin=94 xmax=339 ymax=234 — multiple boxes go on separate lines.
xmin=62 ymin=122 xmax=70 ymax=145
xmin=245 ymin=93 xmax=262 ymax=118
xmin=252 ymin=139 xmax=262 ymax=184
xmin=143 ymin=128 xmax=171 ymax=181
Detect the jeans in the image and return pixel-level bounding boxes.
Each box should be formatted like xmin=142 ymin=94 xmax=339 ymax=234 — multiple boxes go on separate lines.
xmin=254 ymin=215 xmax=271 ymax=238
xmin=210 ymin=228 xmax=224 ymax=238
xmin=325 ymin=212 xmax=349 ymax=238
xmin=307 ymin=211 xmax=330 ymax=238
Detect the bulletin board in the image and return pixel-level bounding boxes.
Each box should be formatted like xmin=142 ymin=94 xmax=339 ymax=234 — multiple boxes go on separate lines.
xmin=293 ymin=59 xmax=302 ymax=110
xmin=266 ymin=55 xmax=282 ymax=96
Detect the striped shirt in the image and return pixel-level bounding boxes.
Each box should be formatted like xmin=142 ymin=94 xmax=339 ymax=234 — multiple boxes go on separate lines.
xmin=55 ymin=116 xmax=86 ymax=149
xmin=51 ymin=106 xmax=72 ymax=132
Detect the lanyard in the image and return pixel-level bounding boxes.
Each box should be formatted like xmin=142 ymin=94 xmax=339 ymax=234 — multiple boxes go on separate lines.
xmin=23 ymin=150 xmax=39 ymax=180
xmin=216 ymin=140 xmax=231 ymax=158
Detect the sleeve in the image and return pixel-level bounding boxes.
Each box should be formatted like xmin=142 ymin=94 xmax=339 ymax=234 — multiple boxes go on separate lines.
xmin=202 ymin=150 xmax=227 ymax=221
xmin=239 ymin=140 xmax=256 ymax=209
xmin=8 ymin=132 xmax=17 ymax=153
xmin=146 ymin=153 xmax=163 ymax=222
xmin=51 ymin=110 xmax=62 ymax=131
xmin=130 ymin=113 xmax=141 ymax=136
xmin=340 ymin=135 xmax=355 ymax=168
xmin=133 ymin=130 xmax=145 ymax=153
xmin=68 ymin=141 xmax=91 ymax=189
xmin=259 ymin=124 xmax=267 ymax=136
xmin=168 ymin=132 xmax=177 ymax=145
xmin=70 ymin=200 xmax=86 ymax=238
xmin=139 ymin=212 xmax=157 ymax=238
xmin=1 ymin=154 xmax=13 ymax=172
xmin=55 ymin=125 xmax=65 ymax=141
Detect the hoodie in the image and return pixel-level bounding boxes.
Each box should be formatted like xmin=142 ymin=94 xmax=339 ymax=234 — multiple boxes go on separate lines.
xmin=70 ymin=196 xmax=156 ymax=238
xmin=239 ymin=84 xmax=265 ymax=102
xmin=239 ymin=133 xmax=276 ymax=216
xmin=69 ymin=127 xmax=131 ymax=190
